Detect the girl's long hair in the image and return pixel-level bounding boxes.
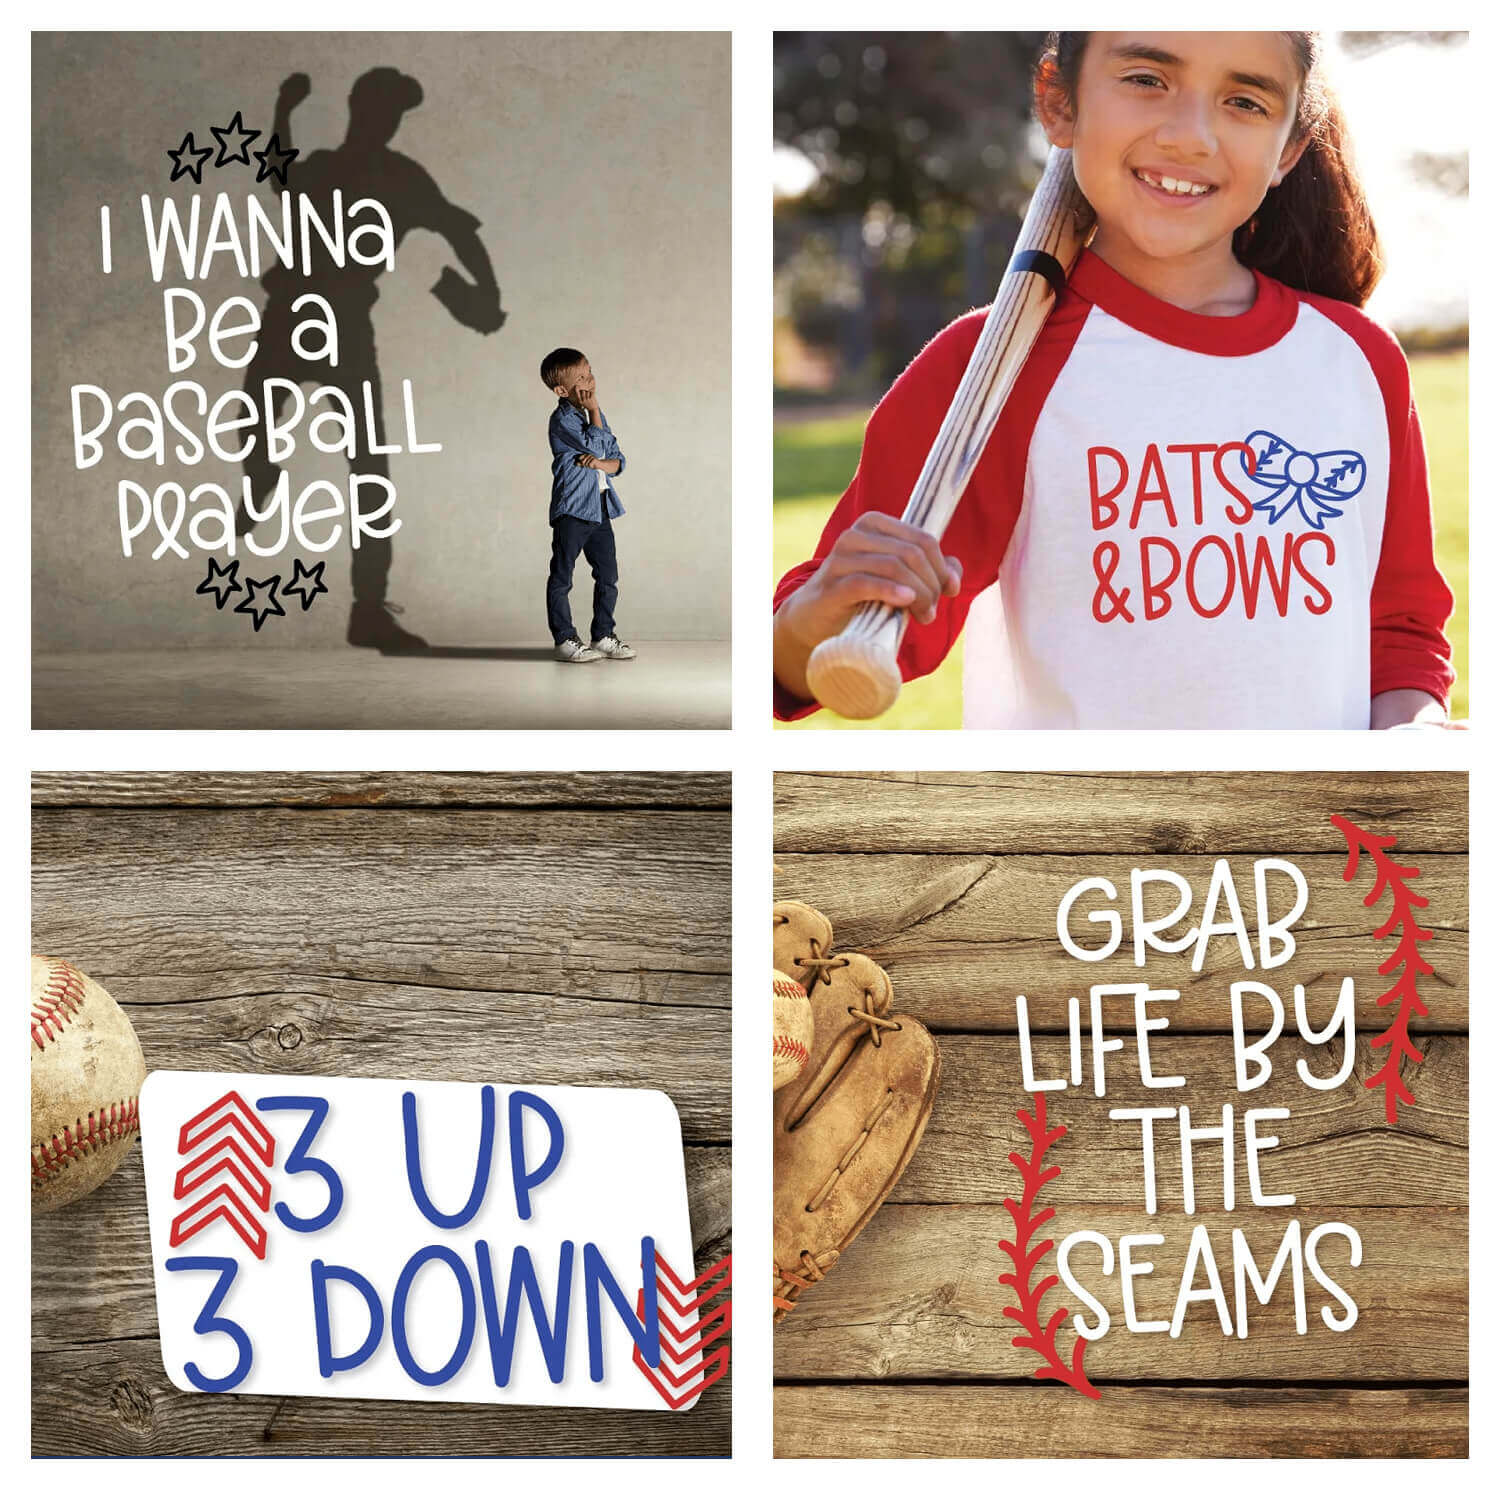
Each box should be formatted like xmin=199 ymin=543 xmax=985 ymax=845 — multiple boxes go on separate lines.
xmin=1037 ymin=32 xmax=1382 ymax=306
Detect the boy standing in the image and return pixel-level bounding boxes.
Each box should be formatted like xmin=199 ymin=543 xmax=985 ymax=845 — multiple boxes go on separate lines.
xmin=541 ymin=348 xmax=637 ymax=663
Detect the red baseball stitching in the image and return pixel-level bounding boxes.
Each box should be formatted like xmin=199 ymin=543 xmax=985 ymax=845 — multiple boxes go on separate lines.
xmin=997 ymin=1091 xmax=1099 ymax=1400
xmin=773 ymin=978 xmax=807 ymax=1000
xmin=1330 ymin=812 xmax=1433 ymax=1125
xmin=31 ymin=1097 xmax=141 ymax=1185
xmin=773 ymin=1036 xmax=810 ymax=1065
xmin=31 ymin=959 xmax=87 ymax=1051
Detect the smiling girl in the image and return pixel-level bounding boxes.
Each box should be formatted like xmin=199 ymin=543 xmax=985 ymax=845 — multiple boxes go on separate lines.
xmin=773 ymin=32 xmax=1456 ymax=728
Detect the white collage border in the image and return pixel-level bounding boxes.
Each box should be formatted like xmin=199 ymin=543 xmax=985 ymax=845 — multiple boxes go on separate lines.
xmin=9 ymin=2 xmax=1492 ymax=1490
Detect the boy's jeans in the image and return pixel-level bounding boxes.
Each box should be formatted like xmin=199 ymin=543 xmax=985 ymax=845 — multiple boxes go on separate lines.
xmin=547 ymin=515 xmax=618 ymax=644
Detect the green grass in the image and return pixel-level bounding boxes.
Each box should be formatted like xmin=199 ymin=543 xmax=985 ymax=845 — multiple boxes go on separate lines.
xmin=1412 ymin=350 xmax=1469 ymax=719
xmin=774 ymin=349 xmax=1469 ymax=727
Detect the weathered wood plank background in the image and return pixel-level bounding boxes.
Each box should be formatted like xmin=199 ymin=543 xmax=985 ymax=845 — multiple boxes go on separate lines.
xmin=773 ymin=770 xmax=1467 ymax=1459
xmin=775 ymin=771 xmax=1467 ymax=853
xmin=32 ymin=772 xmax=731 ymax=1457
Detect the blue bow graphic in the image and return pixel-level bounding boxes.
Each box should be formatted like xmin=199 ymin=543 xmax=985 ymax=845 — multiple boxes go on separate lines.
xmin=1238 ymin=429 xmax=1367 ymax=530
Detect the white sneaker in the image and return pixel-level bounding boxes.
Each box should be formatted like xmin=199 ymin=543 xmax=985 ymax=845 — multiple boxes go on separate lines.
xmin=591 ymin=634 xmax=637 ymax=660
xmin=555 ymin=636 xmax=603 ymax=663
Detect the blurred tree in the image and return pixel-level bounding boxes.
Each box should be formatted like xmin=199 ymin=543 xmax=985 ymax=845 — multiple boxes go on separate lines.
xmin=1407 ymin=152 xmax=1467 ymax=196
xmin=1339 ymin=31 xmax=1468 ymax=199
xmin=1340 ymin=30 xmax=1466 ymax=56
xmin=774 ymin=33 xmax=1050 ymax=389
xmin=773 ymin=32 xmax=1047 ymax=218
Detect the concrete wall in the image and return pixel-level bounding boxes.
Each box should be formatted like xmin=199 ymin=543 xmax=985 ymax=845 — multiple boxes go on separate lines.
xmin=33 ymin=32 xmax=731 ymax=650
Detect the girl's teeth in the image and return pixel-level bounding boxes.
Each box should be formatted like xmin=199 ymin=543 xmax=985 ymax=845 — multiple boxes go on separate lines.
xmin=1139 ymin=170 xmax=1209 ymax=197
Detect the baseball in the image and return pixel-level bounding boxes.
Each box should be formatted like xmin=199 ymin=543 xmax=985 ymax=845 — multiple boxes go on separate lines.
xmin=773 ymin=969 xmax=815 ymax=1091
xmin=31 ymin=956 xmax=148 ymax=1214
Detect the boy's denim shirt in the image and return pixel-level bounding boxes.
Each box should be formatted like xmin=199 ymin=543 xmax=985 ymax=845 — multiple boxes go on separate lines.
xmin=548 ymin=398 xmax=627 ymax=523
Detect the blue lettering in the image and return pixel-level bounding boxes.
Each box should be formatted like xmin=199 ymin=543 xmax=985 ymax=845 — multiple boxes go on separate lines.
xmin=311 ymin=1259 xmax=385 ymax=1378
xmin=508 ymin=1090 xmax=565 ymax=1221
xmin=165 ymin=1255 xmax=253 ymax=1392
xmin=403 ymin=1084 xmax=495 ymax=1228
xmin=584 ymin=1236 xmax=659 ymax=1381
xmin=474 ymin=1239 xmax=574 ymax=1385
xmin=256 ymin=1095 xmax=344 ymax=1232
xmin=391 ymin=1245 xmax=477 ymax=1387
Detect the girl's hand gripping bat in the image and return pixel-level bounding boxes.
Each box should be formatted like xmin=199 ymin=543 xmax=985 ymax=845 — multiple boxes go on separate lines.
xmin=804 ymin=146 xmax=1094 ymax=720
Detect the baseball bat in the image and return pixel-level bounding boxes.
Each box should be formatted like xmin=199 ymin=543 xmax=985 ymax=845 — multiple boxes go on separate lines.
xmin=803 ymin=146 xmax=1095 ymax=720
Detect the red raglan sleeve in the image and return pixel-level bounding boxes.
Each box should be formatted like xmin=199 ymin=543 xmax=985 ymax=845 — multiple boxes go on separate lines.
xmin=772 ymin=311 xmax=1013 ymax=722
xmin=1309 ymin=296 xmax=1456 ymax=706
xmin=1367 ymin=351 xmax=1455 ymax=705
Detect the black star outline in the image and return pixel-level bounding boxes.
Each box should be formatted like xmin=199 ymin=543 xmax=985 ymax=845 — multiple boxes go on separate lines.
xmin=167 ymin=132 xmax=215 ymax=185
xmin=196 ymin=556 xmax=242 ymax=609
xmin=234 ymin=574 xmax=287 ymax=631
xmin=209 ymin=110 xmax=261 ymax=168
xmin=252 ymin=133 xmax=299 ymax=186
xmin=281 ymin=558 xmax=329 ymax=612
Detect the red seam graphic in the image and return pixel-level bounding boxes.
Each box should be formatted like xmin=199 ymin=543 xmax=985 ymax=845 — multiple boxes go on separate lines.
xmin=1331 ymin=812 xmax=1433 ymax=1125
xmin=31 ymin=1097 xmax=141 ymax=1183
xmin=31 ymin=959 xmax=88 ymax=1051
xmin=169 ymin=1092 xmax=276 ymax=1260
xmin=633 ymin=1251 xmax=732 ymax=1410
xmin=997 ymin=1091 xmax=1099 ymax=1400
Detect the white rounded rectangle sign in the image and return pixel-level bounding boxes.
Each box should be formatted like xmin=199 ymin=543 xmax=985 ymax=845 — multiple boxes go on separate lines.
xmin=140 ymin=1071 xmax=713 ymax=1411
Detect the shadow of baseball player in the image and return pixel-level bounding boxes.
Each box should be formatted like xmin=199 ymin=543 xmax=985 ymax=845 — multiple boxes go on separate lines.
xmin=237 ymin=66 xmax=506 ymax=655
xmin=417 ymin=647 xmax=560 ymax=661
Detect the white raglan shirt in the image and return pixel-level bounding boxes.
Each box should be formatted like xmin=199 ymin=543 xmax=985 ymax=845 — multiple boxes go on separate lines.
xmin=967 ymin=284 xmax=1387 ymax=727
xmin=775 ymin=250 xmax=1453 ymax=729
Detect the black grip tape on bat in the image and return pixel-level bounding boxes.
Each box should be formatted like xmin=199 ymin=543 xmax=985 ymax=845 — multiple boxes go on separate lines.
xmin=1007 ymin=249 xmax=1068 ymax=298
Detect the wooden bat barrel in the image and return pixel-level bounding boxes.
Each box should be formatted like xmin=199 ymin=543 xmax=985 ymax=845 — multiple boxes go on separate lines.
xmin=804 ymin=147 xmax=1094 ymax=721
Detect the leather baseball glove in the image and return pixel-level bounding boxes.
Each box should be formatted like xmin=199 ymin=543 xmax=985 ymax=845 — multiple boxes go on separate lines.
xmin=431 ymin=266 xmax=506 ymax=334
xmin=773 ymin=898 xmax=940 ymax=1320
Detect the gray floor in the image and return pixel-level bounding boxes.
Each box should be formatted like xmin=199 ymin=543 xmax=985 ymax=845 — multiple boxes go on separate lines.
xmin=33 ymin=644 xmax=731 ymax=730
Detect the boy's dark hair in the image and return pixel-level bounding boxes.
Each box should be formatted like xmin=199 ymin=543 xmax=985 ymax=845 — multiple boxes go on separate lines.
xmin=540 ymin=347 xmax=587 ymax=390
xmin=1036 ymin=32 xmax=1382 ymax=307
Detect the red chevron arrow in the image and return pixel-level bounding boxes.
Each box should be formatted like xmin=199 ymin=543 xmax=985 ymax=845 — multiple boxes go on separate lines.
xmin=651 ymin=1271 xmax=733 ymax=1351
xmin=637 ymin=1342 xmax=730 ymax=1405
xmin=170 ymin=1093 xmax=275 ymax=1260
xmin=656 ymin=1296 xmax=732 ymax=1360
xmin=169 ymin=1183 xmax=269 ymax=1260
xmin=174 ymin=1135 xmax=272 ymax=1210
xmin=654 ymin=1251 xmax=732 ymax=1317
xmin=632 ymin=1251 xmax=731 ymax=1410
xmin=177 ymin=1090 xmax=275 ymax=1164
